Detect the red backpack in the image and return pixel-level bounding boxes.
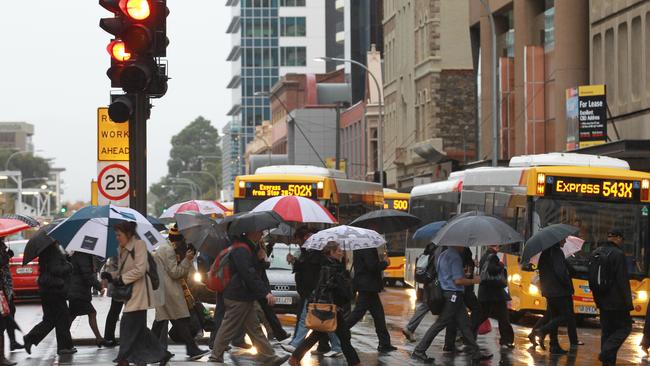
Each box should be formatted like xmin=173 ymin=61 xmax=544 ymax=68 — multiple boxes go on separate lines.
xmin=206 ymin=242 xmax=252 ymax=293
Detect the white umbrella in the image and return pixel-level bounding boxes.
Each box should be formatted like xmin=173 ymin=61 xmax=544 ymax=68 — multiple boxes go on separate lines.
xmin=302 ymin=225 xmax=386 ymax=251
xmin=251 ymin=195 xmax=337 ymax=224
xmin=530 ymin=235 xmax=585 ymax=265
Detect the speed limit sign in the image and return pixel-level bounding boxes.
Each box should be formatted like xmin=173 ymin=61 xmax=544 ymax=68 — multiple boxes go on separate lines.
xmin=97 ymin=162 xmax=130 ymax=206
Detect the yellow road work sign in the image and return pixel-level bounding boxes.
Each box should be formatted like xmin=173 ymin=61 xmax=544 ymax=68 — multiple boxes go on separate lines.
xmin=98 ymin=107 xmax=129 ymax=161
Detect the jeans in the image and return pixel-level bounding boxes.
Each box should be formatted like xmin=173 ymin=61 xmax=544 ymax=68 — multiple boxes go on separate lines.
xmin=414 ymin=291 xmax=480 ymax=359
xmin=472 ymin=300 xmax=514 ymax=345
xmin=25 ymin=293 xmax=73 ymax=351
xmin=406 ymin=301 xmax=430 ymax=333
xmin=290 ymin=301 xmax=341 ymax=352
xmin=293 ymin=310 xmax=360 ymax=365
xmin=537 ymin=296 xmax=571 ymax=348
xmin=599 ymin=310 xmax=632 ymax=364
xmin=346 ymin=291 xmax=391 ymax=347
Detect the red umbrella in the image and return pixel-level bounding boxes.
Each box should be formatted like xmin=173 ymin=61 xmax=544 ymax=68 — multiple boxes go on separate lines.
xmin=251 ymin=195 xmax=337 ymax=224
xmin=0 ymin=218 xmax=31 ymax=237
xmin=160 ymin=200 xmax=230 ymax=219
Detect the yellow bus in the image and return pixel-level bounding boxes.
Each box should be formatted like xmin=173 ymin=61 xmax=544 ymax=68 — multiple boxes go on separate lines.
xmin=233 ymin=165 xmax=384 ymax=223
xmin=408 ymin=153 xmax=650 ymax=318
xmin=468 ymin=154 xmax=650 ymax=318
xmin=383 ymin=189 xmax=410 ymax=286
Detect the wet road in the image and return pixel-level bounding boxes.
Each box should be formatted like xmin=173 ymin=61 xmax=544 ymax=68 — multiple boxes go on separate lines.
xmin=9 ymin=289 xmax=650 ymax=365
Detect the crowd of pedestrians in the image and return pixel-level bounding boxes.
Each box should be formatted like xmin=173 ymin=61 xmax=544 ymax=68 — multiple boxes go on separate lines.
xmin=0 ymin=212 xmax=648 ymax=366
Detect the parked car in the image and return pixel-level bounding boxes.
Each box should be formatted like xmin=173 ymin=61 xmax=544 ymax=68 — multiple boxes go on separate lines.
xmin=266 ymin=243 xmax=300 ymax=314
xmin=7 ymin=240 xmax=39 ymax=301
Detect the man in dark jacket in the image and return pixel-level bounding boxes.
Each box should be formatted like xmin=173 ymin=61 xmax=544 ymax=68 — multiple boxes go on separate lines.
xmin=24 ymin=243 xmax=75 ymax=355
xmin=471 ymin=245 xmax=514 ymax=348
xmin=592 ymin=228 xmax=633 ymax=366
xmin=534 ymin=241 xmax=573 ymax=354
xmin=346 ymin=247 xmax=397 ymax=353
xmin=210 ymin=230 xmax=289 ymax=366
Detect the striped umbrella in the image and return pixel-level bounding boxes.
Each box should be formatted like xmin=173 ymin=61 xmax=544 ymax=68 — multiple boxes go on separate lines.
xmin=0 ymin=218 xmax=31 ymax=237
xmin=49 ymin=205 xmax=165 ymax=258
xmin=1 ymin=214 xmax=40 ymax=228
xmin=250 ymin=195 xmax=337 ymax=224
xmin=160 ymin=200 xmax=229 ymax=219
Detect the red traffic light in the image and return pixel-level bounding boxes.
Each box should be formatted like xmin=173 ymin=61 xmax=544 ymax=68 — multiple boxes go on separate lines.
xmin=107 ymin=40 xmax=131 ymax=61
xmin=121 ymin=0 xmax=151 ymax=20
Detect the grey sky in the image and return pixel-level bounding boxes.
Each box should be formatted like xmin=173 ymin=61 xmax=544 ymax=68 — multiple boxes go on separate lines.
xmin=0 ymin=1 xmax=231 ymax=202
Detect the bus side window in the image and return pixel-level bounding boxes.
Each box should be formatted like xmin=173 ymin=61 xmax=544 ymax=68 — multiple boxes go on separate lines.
xmin=484 ymin=193 xmax=494 ymax=215
xmin=515 ymin=206 xmax=527 ymax=237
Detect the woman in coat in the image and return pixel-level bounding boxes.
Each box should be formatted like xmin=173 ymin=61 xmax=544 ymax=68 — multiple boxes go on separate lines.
xmin=68 ymin=251 xmax=104 ymax=346
xmin=23 ymin=243 xmax=75 ymax=355
xmin=288 ymin=241 xmax=361 ymax=366
xmin=104 ymin=221 xmax=171 ymax=366
xmin=151 ymin=236 xmax=209 ymax=360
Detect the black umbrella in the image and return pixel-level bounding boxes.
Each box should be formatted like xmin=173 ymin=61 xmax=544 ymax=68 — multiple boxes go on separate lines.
xmin=521 ymin=224 xmax=579 ymax=265
xmin=432 ymin=213 xmax=524 ymax=247
xmin=175 ymin=211 xmax=230 ymax=258
xmin=349 ymin=209 xmax=421 ymax=233
xmin=22 ymin=222 xmax=60 ymax=265
xmin=1 ymin=214 xmax=39 ymax=228
xmin=225 ymin=211 xmax=283 ymax=236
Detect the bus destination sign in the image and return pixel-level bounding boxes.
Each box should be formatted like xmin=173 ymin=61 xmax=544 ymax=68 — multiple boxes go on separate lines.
xmin=545 ymin=176 xmax=641 ymax=201
xmin=384 ymin=199 xmax=409 ymax=211
xmin=246 ymin=182 xmax=318 ymax=199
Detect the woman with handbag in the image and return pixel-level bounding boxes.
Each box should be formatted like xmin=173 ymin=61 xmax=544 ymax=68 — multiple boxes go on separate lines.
xmin=104 ymin=221 xmax=171 ymax=366
xmin=471 ymin=245 xmax=514 ymax=348
xmin=288 ymin=241 xmax=361 ymax=366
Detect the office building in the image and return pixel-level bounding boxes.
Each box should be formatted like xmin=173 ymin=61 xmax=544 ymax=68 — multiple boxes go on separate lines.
xmin=0 ymin=122 xmax=34 ymax=152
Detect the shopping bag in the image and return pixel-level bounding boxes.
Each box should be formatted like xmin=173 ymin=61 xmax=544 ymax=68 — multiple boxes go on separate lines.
xmin=477 ymin=319 xmax=492 ymax=335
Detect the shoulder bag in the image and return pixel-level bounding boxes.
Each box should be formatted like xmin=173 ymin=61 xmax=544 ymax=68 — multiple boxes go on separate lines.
xmin=479 ymin=254 xmax=508 ymax=288
xmin=112 ymin=250 xmax=133 ymax=303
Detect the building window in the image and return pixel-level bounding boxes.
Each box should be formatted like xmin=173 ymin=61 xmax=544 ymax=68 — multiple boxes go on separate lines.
xmin=280 ymin=0 xmax=304 ymax=6
xmin=243 ymin=18 xmax=278 ymax=38
xmin=280 ymin=47 xmax=306 ymax=66
xmin=592 ymin=33 xmax=603 ymax=85
xmin=605 ymin=28 xmax=615 ymax=106
xmin=242 ymin=0 xmax=277 ymax=8
xmin=618 ymin=22 xmax=628 ymax=104
xmin=631 ymin=16 xmax=641 ymax=100
xmin=280 ymin=17 xmax=306 ymax=36
xmin=543 ymin=2 xmax=555 ymax=51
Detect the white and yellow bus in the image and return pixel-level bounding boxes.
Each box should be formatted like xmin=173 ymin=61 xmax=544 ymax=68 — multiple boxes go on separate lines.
xmin=383 ymin=189 xmax=410 ymax=286
xmin=406 ymin=153 xmax=650 ymax=317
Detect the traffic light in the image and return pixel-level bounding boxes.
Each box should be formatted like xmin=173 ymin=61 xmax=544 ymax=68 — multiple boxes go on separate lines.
xmin=60 ymin=204 xmax=68 ymax=215
xmin=108 ymin=94 xmax=134 ymax=123
xmin=100 ymin=0 xmax=169 ymax=95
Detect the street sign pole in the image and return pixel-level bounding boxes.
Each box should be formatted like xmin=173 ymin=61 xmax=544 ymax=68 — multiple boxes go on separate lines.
xmin=129 ymin=93 xmax=148 ymax=214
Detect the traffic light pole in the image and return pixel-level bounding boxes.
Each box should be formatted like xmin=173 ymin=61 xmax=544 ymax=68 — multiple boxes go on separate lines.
xmin=129 ymin=92 xmax=148 ymax=215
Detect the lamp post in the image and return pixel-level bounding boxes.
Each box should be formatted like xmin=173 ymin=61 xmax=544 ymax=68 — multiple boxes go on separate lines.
xmin=315 ymin=56 xmax=384 ymax=187
xmin=478 ymin=0 xmax=499 ymax=167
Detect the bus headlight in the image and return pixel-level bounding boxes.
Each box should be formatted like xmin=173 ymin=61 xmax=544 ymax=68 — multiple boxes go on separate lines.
xmin=638 ymin=290 xmax=648 ymax=302
xmin=511 ymin=273 xmax=522 ymax=286
xmin=193 ymin=272 xmax=203 ymax=283
xmin=528 ymin=284 xmax=540 ymax=296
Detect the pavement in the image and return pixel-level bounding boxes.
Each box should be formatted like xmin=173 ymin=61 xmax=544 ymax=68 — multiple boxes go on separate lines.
xmin=7 ymin=289 xmax=650 ymax=365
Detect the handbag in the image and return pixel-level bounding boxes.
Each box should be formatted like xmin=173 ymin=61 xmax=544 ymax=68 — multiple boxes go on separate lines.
xmin=479 ymin=254 xmax=508 ymax=288
xmin=0 ymin=290 xmax=9 ymax=316
xmin=305 ymin=303 xmax=337 ymax=333
xmin=427 ymin=278 xmax=445 ymax=315
xmin=112 ymin=251 xmax=134 ymax=303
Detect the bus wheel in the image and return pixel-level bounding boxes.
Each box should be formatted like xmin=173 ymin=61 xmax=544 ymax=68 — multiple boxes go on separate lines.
xmin=509 ymin=310 xmax=524 ymax=324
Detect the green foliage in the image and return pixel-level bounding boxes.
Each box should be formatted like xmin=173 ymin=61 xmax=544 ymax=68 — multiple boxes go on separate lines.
xmin=149 ymin=116 xmax=222 ymax=215
xmin=0 ymin=150 xmax=50 ymax=188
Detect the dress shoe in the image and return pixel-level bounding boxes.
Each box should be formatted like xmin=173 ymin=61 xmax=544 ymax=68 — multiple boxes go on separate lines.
xmin=411 ymin=350 xmax=435 ymax=363
xmin=442 ymin=346 xmax=457 ymax=353
xmin=57 ymin=348 xmax=77 ymax=355
xmin=402 ymin=328 xmax=416 ymax=342
xmin=22 ymin=337 xmax=32 ymax=355
xmin=377 ymin=344 xmax=398 ymax=353
xmin=275 ymin=333 xmax=291 ymax=343
xmin=527 ymin=332 xmax=538 ymax=348
xmin=188 ymin=349 xmax=210 ymax=361
xmin=102 ymin=339 xmax=118 ymax=348
xmin=264 ymin=354 xmax=290 ymax=366
xmin=159 ymin=351 xmax=174 ymax=366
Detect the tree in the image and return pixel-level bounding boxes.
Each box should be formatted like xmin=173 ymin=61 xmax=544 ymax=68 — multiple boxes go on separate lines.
xmin=149 ymin=116 xmax=222 ymax=215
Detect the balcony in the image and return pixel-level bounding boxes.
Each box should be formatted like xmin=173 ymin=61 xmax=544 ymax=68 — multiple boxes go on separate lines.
xmin=226 ymin=16 xmax=240 ymax=34
xmin=226 ymin=75 xmax=241 ymax=89
xmin=226 ymin=45 xmax=241 ymax=61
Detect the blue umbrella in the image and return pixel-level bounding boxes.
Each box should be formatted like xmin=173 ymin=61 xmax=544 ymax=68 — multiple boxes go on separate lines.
xmin=412 ymin=221 xmax=447 ymax=242
xmin=49 ymin=205 xmax=165 ymax=258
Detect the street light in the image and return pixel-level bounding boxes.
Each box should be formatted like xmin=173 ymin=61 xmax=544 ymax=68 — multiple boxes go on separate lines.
xmin=315 ymin=56 xmax=384 ymax=187
xmin=5 ymin=149 xmax=43 ymax=171
xmin=181 ymin=171 xmax=218 ymax=197
xmin=478 ymin=0 xmax=499 ymax=167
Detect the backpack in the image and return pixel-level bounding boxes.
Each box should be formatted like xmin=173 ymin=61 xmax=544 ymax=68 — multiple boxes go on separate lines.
xmin=588 ymin=247 xmax=613 ymax=296
xmin=206 ymin=243 xmax=251 ymax=293
xmin=415 ymin=254 xmax=436 ymax=284
xmin=130 ymin=250 xmax=160 ymax=291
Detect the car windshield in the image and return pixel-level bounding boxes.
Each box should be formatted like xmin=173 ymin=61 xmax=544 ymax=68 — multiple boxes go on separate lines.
xmin=7 ymin=241 xmax=27 ymax=256
xmin=268 ymin=244 xmax=299 ymax=270
xmin=533 ymin=197 xmax=650 ymax=276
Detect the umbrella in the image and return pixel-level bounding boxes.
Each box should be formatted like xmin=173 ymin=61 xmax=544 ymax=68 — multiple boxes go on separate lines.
xmin=529 ymin=235 xmax=585 ymax=265
xmin=432 ymin=214 xmax=524 ymax=247
xmin=302 ymin=225 xmax=386 ymax=251
xmin=0 ymin=218 xmax=31 ymax=237
xmin=268 ymin=222 xmax=295 ymax=238
xmin=22 ymin=221 xmax=63 ymax=265
xmin=521 ymin=224 xmax=579 ymax=265
xmin=411 ymin=221 xmax=447 ymax=242
xmin=146 ymin=215 xmax=167 ymax=231
xmin=49 ymin=205 xmax=165 ymax=258
xmin=350 ymin=209 xmax=421 ymax=233
xmin=225 ymin=211 xmax=284 ymax=236
xmin=1 ymin=214 xmax=40 ymax=228
xmin=160 ymin=200 xmax=229 ymax=219
xmin=250 ymin=195 xmax=337 ymax=224
xmin=175 ymin=211 xmax=230 ymax=258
